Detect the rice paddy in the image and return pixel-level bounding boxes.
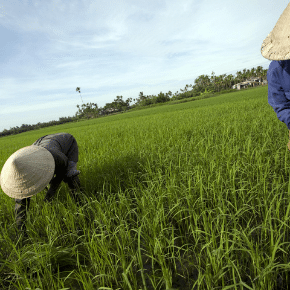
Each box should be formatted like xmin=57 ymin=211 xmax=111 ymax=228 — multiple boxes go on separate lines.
xmin=1 ymin=85 xmax=290 ymax=289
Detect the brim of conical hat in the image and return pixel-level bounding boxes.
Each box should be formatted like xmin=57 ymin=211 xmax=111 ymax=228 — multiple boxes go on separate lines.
xmin=261 ymin=3 xmax=290 ymax=60
xmin=0 ymin=145 xmax=55 ymax=199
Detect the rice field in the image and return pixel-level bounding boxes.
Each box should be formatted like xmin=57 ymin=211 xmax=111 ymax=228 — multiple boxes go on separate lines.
xmin=1 ymin=85 xmax=290 ymax=289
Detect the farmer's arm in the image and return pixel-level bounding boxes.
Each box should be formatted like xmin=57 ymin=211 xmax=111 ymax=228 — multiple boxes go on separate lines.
xmin=44 ymin=173 xmax=64 ymax=202
xmin=268 ymin=64 xmax=290 ymax=130
xmin=44 ymin=151 xmax=67 ymax=202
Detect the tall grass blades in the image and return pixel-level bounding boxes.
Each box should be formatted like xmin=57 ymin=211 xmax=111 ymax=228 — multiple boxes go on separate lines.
xmin=1 ymin=85 xmax=290 ymax=289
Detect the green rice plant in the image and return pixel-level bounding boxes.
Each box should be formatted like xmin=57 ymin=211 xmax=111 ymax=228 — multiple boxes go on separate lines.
xmin=1 ymin=85 xmax=290 ymax=289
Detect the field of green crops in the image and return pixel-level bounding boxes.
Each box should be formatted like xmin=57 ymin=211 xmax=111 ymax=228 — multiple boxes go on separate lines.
xmin=1 ymin=85 xmax=290 ymax=290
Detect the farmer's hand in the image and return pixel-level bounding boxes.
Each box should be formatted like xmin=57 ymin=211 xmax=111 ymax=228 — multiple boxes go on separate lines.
xmin=44 ymin=175 xmax=63 ymax=202
xmin=44 ymin=187 xmax=56 ymax=203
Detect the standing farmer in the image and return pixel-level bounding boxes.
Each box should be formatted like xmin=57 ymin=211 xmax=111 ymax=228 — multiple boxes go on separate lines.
xmin=261 ymin=3 xmax=290 ymax=148
xmin=0 ymin=132 xmax=83 ymax=237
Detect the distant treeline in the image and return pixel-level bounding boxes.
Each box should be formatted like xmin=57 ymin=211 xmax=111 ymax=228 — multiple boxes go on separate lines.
xmin=0 ymin=66 xmax=268 ymax=138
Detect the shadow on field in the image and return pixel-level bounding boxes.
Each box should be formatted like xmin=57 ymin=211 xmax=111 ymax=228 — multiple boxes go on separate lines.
xmin=81 ymin=153 xmax=150 ymax=200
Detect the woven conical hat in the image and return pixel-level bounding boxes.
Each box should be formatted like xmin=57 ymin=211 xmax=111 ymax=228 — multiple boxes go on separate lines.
xmin=0 ymin=145 xmax=55 ymax=199
xmin=261 ymin=3 xmax=290 ymax=60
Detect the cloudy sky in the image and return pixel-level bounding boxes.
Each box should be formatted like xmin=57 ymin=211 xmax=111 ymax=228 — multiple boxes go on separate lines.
xmin=0 ymin=0 xmax=286 ymax=132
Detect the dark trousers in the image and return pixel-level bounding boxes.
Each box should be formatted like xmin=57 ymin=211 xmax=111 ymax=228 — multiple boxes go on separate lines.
xmin=15 ymin=198 xmax=31 ymax=231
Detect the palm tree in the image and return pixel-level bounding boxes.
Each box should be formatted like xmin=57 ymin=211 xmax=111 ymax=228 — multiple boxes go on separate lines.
xmin=184 ymin=84 xmax=190 ymax=92
xmin=194 ymin=76 xmax=203 ymax=93
xmin=229 ymin=74 xmax=235 ymax=89
xmin=217 ymin=74 xmax=223 ymax=90
xmin=215 ymin=75 xmax=222 ymax=92
xmin=225 ymin=74 xmax=234 ymax=90
xmin=246 ymin=69 xmax=251 ymax=80
xmin=242 ymin=68 xmax=247 ymax=80
xmin=256 ymin=66 xmax=263 ymax=83
xmin=251 ymin=67 xmax=256 ymax=78
xmin=211 ymin=71 xmax=216 ymax=92
xmin=236 ymin=71 xmax=242 ymax=84
xmin=202 ymin=75 xmax=208 ymax=92
xmin=221 ymin=74 xmax=227 ymax=90
xmin=243 ymin=71 xmax=247 ymax=81
xmin=204 ymin=74 xmax=211 ymax=90
xmin=76 ymin=87 xmax=84 ymax=104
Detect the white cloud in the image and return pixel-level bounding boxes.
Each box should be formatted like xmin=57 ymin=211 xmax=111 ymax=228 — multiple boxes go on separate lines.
xmin=0 ymin=0 xmax=280 ymax=132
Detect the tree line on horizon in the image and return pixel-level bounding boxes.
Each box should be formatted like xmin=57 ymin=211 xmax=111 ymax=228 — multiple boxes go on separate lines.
xmin=0 ymin=66 xmax=268 ymax=138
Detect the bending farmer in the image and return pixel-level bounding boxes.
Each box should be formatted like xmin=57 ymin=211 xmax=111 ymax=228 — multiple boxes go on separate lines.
xmin=0 ymin=132 xmax=84 ymax=236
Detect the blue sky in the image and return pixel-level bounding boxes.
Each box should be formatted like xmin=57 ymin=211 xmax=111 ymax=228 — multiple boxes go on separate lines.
xmin=0 ymin=0 xmax=286 ymax=132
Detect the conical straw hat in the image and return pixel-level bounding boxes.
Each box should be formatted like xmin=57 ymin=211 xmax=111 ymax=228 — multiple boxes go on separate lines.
xmin=261 ymin=3 xmax=290 ymax=60
xmin=0 ymin=145 xmax=55 ymax=199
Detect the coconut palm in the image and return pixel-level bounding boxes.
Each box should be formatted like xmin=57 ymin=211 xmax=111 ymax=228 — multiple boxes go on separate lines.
xmin=229 ymin=74 xmax=235 ymax=89
xmin=256 ymin=66 xmax=263 ymax=82
xmin=215 ymin=75 xmax=222 ymax=92
xmin=226 ymin=74 xmax=234 ymax=90
xmin=246 ymin=69 xmax=251 ymax=80
xmin=204 ymin=74 xmax=211 ymax=90
xmin=251 ymin=67 xmax=256 ymax=78
xmin=236 ymin=70 xmax=242 ymax=84
xmin=76 ymin=87 xmax=84 ymax=104
xmin=221 ymin=74 xmax=227 ymax=90
xmin=210 ymin=71 xmax=216 ymax=92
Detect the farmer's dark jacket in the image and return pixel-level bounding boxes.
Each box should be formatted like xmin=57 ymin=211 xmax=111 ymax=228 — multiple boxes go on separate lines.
xmin=15 ymin=133 xmax=79 ymax=231
xmin=33 ymin=133 xmax=70 ymax=181
xmin=268 ymin=60 xmax=290 ymax=130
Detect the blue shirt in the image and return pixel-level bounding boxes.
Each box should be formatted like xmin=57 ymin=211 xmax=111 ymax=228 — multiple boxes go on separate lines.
xmin=268 ymin=60 xmax=290 ymax=130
